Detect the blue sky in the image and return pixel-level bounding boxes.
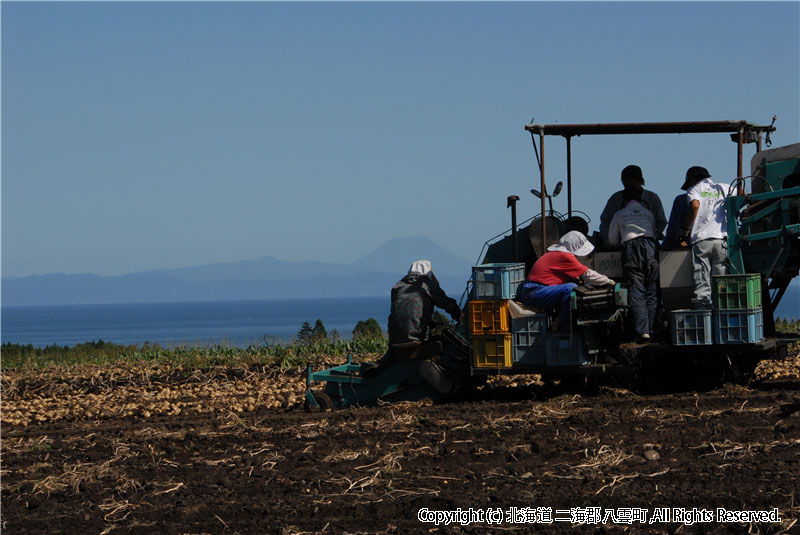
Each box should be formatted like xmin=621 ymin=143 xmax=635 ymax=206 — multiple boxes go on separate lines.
xmin=2 ymin=1 xmax=799 ymax=277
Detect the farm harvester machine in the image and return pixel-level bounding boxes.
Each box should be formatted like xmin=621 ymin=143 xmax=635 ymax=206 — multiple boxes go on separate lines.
xmin=306 ymin=119 xmax=800 ymax=411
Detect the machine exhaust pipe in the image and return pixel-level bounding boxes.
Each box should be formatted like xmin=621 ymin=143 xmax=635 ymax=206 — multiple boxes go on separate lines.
xmin=507 ymin=195 xmax=520 ymax=263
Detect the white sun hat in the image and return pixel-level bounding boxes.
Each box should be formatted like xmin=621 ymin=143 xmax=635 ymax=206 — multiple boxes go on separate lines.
xmin=408 ymin=260 xmax=434 ymax=278
xmin=546 ymin=231 xmax=595 ymax=257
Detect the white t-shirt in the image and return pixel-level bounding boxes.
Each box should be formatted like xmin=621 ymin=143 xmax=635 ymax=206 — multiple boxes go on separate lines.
xmin=608 ymin=200 xmax=656 ymax=246
xmin=686 ymin=178 xmax=728 ymax=243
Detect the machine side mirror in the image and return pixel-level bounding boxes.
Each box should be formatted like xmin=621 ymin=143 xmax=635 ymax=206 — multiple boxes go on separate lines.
xmin=553 ymin=181 xmax=563 ymax=196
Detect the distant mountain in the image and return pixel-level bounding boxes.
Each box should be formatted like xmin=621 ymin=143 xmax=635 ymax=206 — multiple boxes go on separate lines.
xmin=137 ymin=235 xmax=470 ymax=282
xmin=1 ymin=271 xmax=469 ymax=306
xmin=1 ymin=236 xmax=473 ymax=306
xmin=140 ymin=257 xmax=357 ymax=282
xmin=352 ymin=235 xmax=472 ymax=276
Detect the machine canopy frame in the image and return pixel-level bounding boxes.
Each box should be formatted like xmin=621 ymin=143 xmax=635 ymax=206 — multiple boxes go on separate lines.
xmin=523 ymin=119 xmax=777 ymax=246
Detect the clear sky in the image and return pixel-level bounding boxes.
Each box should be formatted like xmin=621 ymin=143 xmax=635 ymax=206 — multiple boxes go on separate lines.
xmin=2 ymin=1 xmax=799 ymax=277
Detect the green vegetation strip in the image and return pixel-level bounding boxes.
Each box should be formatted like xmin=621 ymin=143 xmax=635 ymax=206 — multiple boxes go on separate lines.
xmin=3 ymin=317 xmax=795 ymax=371
xmin=1 ymin=338 xmax=389 ymax=370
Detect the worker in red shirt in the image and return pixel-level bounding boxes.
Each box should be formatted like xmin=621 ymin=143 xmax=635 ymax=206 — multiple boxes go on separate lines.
xmin=519 ymin=231 xmax=615 ymax=330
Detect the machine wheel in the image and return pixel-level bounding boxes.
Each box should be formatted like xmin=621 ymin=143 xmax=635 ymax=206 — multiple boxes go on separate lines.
xmin=726 ymin=354 xmax=761 ymax=386
xmin=557 ymin=374 xmax=600 ymax=395
xmin=304 ymin=390 xmax=334 ymax=412
xmin=419 ymin=360 xmax=453 ymax=395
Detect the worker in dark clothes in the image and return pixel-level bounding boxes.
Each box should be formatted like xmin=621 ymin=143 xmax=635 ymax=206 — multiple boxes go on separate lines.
xmin=662 ymin=191 xmax=689 ymax=250
xmin=662 ymin=169 xmax=696 ymax=250
xmin=609 ymin=187 xmax=659 ymax=342
xmin=599 ymin=165 xmax=667 ymax=249
xmin=388 ymin=260 xmax=461 ymax=345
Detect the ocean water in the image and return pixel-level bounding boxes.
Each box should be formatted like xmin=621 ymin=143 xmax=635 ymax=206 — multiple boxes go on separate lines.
xmin=1 ymin=297 xmax=391 ymax=348
xmin=2 ymin=287 xmax=797 ymax=350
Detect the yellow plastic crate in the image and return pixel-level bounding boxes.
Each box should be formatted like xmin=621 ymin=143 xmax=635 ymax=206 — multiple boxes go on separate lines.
xmin=468 ymin=300 xmax=510 ymax=335
xmin=472 ymin=335 xmax=513 ymax=368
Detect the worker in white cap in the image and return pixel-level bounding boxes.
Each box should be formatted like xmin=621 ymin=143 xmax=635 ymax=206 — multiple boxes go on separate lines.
xmin=388 ymin=260 xmax=461 ymax=345
xmin=519 ymin=231 xmax=614 ymax=330
xmin=679 ymin=166 xmax=729 ymax=308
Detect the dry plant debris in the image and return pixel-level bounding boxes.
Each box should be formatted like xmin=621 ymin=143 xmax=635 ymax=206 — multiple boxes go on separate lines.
xmin=1 ymin=350 xmax=799 ymax=534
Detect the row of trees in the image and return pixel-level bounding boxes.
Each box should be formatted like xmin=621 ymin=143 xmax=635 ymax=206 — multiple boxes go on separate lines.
xmin=296 ymin=311 xmax=452 ymax=343
xmin=296 ymin=319 xmax=336 ymax=343
xmin=775 ymin=317 xmax=800 ymax=333
xmin=296 ymin=318 xmax=384 ymax=343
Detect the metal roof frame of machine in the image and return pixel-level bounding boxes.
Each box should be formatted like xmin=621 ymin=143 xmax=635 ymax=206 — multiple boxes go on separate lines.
xmin=523 ymin=118 xmax=778 ymax=248
xmin=521 ymin=117 xmax=799 ymax=334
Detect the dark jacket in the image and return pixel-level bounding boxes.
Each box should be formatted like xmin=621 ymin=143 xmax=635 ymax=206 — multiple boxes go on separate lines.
xmin=599 ymin=189 xmax=667 ymax=248
xmin=662 ymin=193 xmax=689 ymax=250
xmin=388 ymin=273 xmax=459 ymax=344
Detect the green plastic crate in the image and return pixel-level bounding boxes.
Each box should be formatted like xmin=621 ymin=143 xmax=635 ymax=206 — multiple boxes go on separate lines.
xmin=712 ymin=274 xmax=761 ymax=310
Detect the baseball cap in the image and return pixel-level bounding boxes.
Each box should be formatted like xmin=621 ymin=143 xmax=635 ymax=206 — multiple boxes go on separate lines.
xmin=681 ymin=166 xmax=711 ymax=190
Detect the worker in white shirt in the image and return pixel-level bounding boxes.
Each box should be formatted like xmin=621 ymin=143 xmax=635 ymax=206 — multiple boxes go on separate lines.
xmin=609 ymin=187 xmax=659 ymax=342
xmin=599 ymin=165 xmax=667 ymax=249
xmin=678 ymin=166 xmax=729 ymax=309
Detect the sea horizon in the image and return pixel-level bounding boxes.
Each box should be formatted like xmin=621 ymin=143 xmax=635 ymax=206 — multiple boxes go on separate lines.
xmin=1 ymin=296 xmax=394 ymax=349
xmin=2 ymin=287 xmax=797 ymax=350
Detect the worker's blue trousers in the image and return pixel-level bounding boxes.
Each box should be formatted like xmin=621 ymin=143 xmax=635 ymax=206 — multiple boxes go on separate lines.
xmin=519 ymin=281 xmax=576 ymax=323
xmin=622 ymin=237 xmax=660 ymax=337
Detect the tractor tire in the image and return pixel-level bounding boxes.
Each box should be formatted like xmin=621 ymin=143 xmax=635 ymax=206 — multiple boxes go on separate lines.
xmin=304 ymin=390 xmax=334 ymax=412
xmin=558 ymin=374 xmax=600 ymax=395
xmin=419 ymin=360 xmax=453 ymax=395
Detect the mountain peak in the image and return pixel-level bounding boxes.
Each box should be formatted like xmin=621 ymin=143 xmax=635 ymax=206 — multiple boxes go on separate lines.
xmin=1 ymin=236 xmax=474 ymax=305
xmin=352 ymin=236 xmax=471 ymax=276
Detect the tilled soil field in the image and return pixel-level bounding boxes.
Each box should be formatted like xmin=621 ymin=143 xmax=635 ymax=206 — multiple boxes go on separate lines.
xmin=2 ymin=355 xmax=800 ymax=535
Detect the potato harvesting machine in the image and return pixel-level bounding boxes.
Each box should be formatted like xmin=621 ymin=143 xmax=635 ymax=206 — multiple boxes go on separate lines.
xmin=306 ymin=118 xmax=800 ymax=410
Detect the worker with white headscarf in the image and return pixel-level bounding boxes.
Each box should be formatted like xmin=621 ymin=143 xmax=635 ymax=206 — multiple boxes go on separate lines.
xmin=519 ymin=231 xmax=614 ymax=330
xmin=388 ymin=260 xmax=461 ymax=345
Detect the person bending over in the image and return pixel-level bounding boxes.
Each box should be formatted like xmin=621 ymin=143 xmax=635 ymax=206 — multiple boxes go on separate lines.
xmin=388 ymin=260 xmax=461 ymax=345
xmin=519 ymin=231 xmax=614 ymax=331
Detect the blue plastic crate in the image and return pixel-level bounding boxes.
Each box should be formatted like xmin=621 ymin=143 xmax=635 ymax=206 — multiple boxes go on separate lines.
xmin=544 ymin=332 xmax=588 ymax=366
xmin=713 ymin=309 xmax=764 ymax=344
xmin=471 ymin=263 xmax=526 ymax=300
xmin=671 ymin=309 xmax=712 ymax=345
xmin=512 ymin=314 xmax=547 ymax=364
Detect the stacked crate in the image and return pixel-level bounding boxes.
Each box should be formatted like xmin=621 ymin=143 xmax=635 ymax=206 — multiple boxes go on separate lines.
xmin=470 ymin=263 xmax=526 ymax=301
xmin=469 ymin=263 xmax=525 ymax=368
xmin=469 ymin=300 xmax=512 ymax=367
xmin=512 ymin=313 xmax=547 ymax=365
xmin=711 ymin=274 xmax=764 ymax=344
xmin=670 ymin=309 xmax=713 ymax=345
xmin=545 ymin=332 xmax=588 ymax=366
